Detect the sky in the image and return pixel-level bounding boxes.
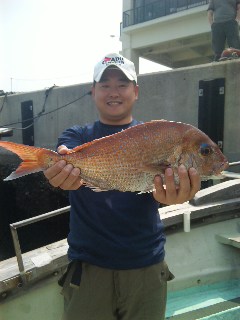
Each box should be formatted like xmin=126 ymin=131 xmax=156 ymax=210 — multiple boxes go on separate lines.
xmin=0 ymin=0 xmax=170 ymax=93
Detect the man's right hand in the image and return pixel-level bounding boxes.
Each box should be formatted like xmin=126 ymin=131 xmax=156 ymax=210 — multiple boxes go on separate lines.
xmin=43 ymin=145 xmax=83 ymax=190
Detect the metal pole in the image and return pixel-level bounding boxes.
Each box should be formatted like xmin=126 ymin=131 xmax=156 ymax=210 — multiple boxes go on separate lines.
xmin=10 ymin=225 xmax=27 ymax=285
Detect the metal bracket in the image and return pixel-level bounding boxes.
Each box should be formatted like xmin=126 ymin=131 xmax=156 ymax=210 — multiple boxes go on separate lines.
xmin=2 ymin=272 xmax=32 ymax=290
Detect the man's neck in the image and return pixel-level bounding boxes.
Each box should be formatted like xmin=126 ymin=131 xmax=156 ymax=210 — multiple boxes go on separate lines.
xmin=99 ymin=116 xmax=133 ymax=126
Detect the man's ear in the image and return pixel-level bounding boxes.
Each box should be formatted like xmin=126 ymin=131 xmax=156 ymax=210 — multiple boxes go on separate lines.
xmin=91 ymin=85 xmax=95 ymax=97
xmin=135 ymin=85 xmax=139 ymax=100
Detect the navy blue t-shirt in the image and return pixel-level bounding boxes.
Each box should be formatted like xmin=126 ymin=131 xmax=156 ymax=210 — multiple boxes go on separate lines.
xmin=57 ymin=120 xmax=166 ymax=269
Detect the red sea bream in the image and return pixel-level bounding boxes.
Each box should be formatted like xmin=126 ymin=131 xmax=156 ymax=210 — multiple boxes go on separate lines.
xmin=0 ymin=120 xmax=229 ymax=192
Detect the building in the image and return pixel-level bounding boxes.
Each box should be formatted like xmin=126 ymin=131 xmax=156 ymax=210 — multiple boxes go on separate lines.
xmin=121 ymin=0 xmax=214 ymax=72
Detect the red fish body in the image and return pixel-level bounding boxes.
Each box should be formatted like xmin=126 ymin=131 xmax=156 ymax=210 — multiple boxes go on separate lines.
xmin=0 ymin=120 xmax=229 ymax=192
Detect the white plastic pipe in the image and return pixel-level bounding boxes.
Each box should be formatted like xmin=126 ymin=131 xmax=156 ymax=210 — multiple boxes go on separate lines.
xmin=183 ymin=211 xmax=191 ymax=232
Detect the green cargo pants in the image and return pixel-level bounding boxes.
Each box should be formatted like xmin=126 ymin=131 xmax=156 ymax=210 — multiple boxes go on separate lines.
xmin=59 ymin=260 xmax=174 ymax=320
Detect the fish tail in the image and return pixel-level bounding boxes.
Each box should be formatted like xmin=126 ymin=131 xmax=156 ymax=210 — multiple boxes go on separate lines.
xmin=0 ymin=141 xmax=55 ymax=180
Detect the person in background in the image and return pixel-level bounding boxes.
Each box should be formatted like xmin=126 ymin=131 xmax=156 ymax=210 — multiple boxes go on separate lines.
xmin=207 ymin=0 xmax=240 ymax=61
xmin=44 ymin=53 xmax=201 ymax=320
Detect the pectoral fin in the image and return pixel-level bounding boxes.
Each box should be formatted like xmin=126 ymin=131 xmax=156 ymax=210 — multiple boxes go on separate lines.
xmin=141 ymin=162 xmax=171 ymax=174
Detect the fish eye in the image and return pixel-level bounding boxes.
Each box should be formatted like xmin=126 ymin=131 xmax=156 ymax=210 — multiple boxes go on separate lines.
xmin=200 ymin=143 xmax=212 ymax=156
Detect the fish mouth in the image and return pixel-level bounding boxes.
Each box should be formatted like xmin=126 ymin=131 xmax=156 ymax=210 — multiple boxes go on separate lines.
xmin=221 ymin=160 xmax=229 ymax=172
xmin=210 ymin=160 xmax=229 ymax=178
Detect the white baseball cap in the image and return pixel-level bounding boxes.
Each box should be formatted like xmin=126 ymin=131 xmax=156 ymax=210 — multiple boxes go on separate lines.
xmin=93 ymin=53 xmax=137 ymax=83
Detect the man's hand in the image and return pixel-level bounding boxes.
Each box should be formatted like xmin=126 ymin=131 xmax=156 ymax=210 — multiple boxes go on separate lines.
xmin=153 ymin=165 xmax=201 ymax=205
xmin=43 ymin=145 xmax=83 ymax=190
xmin=207 ymin=10 xmax=214 ymax=25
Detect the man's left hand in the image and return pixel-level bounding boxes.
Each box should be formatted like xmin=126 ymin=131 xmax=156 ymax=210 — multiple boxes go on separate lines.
xmin=153 ymin=165 xmax=201 ymax=205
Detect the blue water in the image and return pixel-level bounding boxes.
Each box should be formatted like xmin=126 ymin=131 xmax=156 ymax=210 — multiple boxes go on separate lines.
xmin=201 ymin=306 xmax=240 ymax=320
xmin=166 ymin=279 xmax=240 ymax=319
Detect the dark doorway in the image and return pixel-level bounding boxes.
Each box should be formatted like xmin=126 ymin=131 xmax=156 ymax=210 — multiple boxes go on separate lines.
xmin=198 ymin=78 xmax=225 ymax=188
xmin=198 ymin=78 xmax=225 ymax=150
xmin=21 ymin=100 xmax=34 ymax=145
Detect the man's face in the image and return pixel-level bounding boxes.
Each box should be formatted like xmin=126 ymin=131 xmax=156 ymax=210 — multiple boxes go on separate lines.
xmin=92 ymin=68 xmax=139 ymax=125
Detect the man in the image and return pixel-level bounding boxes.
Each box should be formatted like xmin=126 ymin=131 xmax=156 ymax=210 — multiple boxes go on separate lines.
xmin=207 ymin=0 xmax=240 ymax=61
xmin=44 ymin=53 xmax=200 ymax=320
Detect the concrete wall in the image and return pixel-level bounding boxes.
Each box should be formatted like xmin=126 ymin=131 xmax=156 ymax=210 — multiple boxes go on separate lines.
xmin=0 ymin=60 xmax=239 ymax=161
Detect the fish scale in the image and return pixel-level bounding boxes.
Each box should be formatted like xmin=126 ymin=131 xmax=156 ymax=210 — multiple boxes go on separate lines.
xmin=0 ymin=120 xmax=229 ymax=192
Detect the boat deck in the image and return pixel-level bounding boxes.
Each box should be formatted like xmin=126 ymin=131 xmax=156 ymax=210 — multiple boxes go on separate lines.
xmin=1 ymin=179 xmax=240 ymax=320
xmin=162 ymin=179 xmax=240 ymax=319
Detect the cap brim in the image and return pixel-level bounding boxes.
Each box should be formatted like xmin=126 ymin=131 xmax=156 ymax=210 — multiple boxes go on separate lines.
xmin=94 ymin=65 xmax=136 ymax=82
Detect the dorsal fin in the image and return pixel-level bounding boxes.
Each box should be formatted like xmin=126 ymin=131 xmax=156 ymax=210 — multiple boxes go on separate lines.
xmin=67 ymin=140 xmax=96 ymax=154
xmin=66 ymin=132 xmax=118 ymax=154
xmin=65 ymin=123 xmax=147 ymax=155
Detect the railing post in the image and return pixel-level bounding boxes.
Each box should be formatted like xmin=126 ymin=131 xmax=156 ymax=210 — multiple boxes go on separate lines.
xmin=9 ymin=205 xmax=71 ymax=286
xmin=10 ymin=224 xmax=27 ymax=285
